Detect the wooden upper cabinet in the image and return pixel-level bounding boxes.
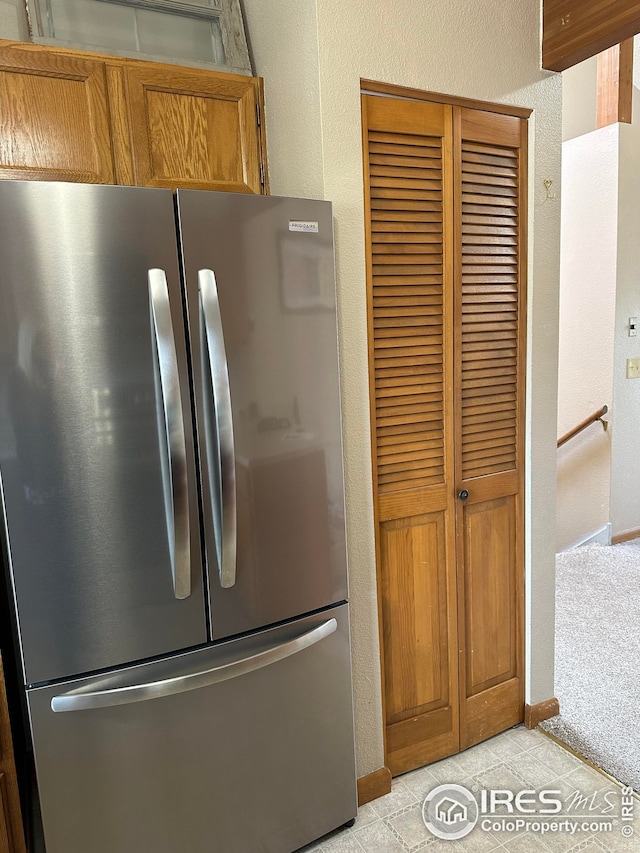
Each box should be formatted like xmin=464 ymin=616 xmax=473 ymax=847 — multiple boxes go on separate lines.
xmin=0 ymin=40 xmax=268 ymax=193
xmin=124 ymin=65 xmax=265 ymax=193
xmin=0 ymin=43 xmax=115 ymax=183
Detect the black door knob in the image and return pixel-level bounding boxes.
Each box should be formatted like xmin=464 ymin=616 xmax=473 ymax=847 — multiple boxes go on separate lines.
xmin=458 ymin=489 xmax=469 ymax=501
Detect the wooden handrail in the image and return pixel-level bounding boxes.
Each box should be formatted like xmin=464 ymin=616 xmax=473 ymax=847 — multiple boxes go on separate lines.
xmin=557 ymin=405 xmax=608 ymax=448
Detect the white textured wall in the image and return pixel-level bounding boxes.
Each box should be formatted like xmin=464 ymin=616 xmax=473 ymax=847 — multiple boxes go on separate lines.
xmin=241 ymin=1 xmax=324 ymax=200
xmin=558 ymin=71 xmax=640 ymax=543
xmin=611 ymin=122 xmax=640 ymax=537
xmin=0 ymin=0 xmax=27 ymax=39
xmin=556 ymin=128 xmax=617 ymax=550
xmin=562 ymin=57 xmax=598 ymax=142
xmin=244 ymin=0 xmax=562 ymax=776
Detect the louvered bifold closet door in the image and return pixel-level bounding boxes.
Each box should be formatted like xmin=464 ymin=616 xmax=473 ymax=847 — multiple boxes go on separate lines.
xmin=362 ymin=95 xmax=459 ymax=775
xmin=453 ymin=108 xmax=526 ymax=750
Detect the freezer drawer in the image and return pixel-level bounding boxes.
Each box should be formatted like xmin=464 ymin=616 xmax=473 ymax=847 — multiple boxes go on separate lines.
xmin=27 ymin=605 xmax=356 ymax=853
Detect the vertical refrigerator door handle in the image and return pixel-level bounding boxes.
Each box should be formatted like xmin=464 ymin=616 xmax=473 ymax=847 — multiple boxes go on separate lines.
xmin=148 ymin=269 xmax=191 ymax=600
xmin=198 ymin=269 xmax=237 ymax=589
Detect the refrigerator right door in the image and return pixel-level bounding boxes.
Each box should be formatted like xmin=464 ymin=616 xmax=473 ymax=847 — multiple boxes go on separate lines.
xmin=176 ymin=192 xmax=347 ymax=639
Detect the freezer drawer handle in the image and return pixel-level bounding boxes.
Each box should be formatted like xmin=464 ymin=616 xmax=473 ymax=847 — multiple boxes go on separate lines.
xmin=50 ymin=618 xmax=337 ymax=712
xmin=198 ymin=269 xmax=237 ymax=589
xmin=148 ymin=269 xmax=191 ymax=600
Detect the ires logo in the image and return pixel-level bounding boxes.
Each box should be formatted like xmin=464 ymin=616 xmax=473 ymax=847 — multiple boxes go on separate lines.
xmin=422 ymin=785 xmax=479 ymax=840
xmin=480 ymin=789 xmax=562 ymax=814
xmin=423 ymin=783 xmax=635 ymax=842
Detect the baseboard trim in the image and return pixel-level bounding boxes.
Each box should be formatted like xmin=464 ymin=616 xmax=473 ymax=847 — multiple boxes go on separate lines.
xmin=611 ymin=527 xmax=640 ymax=545
xmin=565 ymin=523 xmax=611 ymax=550
xmin=524 ymin=698 xmax=560 ymax=729
xmin=357 ymin=767 xmax=392 ymax=806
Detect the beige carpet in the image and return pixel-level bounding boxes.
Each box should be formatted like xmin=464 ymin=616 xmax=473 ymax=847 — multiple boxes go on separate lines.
xmin=541 ymin=541 xmax=640 ymax=791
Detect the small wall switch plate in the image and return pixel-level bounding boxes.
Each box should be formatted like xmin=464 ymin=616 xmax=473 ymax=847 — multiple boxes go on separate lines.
xmin=630 ymin=317 xmax=638 ymax=337
xmin=626 ymin=357 xmax=640 ymax=378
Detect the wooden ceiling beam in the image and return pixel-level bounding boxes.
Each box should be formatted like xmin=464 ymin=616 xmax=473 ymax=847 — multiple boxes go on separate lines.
xmin=597 ymin=39 xmax=634 ymax=126
xmin=543 ymin=0 xmax=640 ymax=72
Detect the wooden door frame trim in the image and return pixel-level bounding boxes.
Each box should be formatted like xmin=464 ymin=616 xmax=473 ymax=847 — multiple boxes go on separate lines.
xmin=360 ymin=93 xmax=390 ymax=768
xmin=360 ymin=78 xmax=532 ymax=120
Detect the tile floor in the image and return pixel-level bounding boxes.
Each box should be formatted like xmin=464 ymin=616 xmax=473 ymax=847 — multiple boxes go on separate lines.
xmin=298 ymin=726 xmax=639 ymax=853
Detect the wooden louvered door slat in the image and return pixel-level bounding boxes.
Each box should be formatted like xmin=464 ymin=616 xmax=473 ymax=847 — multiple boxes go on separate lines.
xmin=363 ymin=95 xmax=459 ymax=775
xmin=454 ymin=108 xmax=526 ymax=750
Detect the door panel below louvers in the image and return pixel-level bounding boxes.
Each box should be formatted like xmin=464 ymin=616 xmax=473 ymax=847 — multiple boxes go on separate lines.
xmin=362 ymin=96 xmax=459 ymax=775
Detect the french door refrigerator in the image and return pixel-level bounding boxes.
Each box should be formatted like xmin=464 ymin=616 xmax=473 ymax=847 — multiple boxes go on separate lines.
xmin=0 ymin=181 xmax=356 ymax=853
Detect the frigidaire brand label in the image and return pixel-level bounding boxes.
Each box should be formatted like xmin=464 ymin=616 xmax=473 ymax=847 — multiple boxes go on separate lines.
xmin=289 ymin=221 xmax=319 ymax=233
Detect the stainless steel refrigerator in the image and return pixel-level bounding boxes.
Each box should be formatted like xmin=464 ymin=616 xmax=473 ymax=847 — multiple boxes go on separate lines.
xmin=0 ymin=181 xmax=356 ymax=853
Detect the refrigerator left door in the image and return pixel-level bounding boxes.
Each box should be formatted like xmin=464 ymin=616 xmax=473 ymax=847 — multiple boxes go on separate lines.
xmin=0 ymin=181 xmax=207 ymax=685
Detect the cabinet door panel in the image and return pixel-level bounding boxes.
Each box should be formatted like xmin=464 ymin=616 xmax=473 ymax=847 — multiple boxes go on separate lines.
xmin=125 ymin=65 xmax=264 ymax=192
xmin=0 ymin=43 xmax=114 ymax=183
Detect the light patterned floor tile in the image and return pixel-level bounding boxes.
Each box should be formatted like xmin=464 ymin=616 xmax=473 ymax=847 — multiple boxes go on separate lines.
xmin=534 ymin=826 xmax=595 ymax=852
xmin=500 ymin=830 xmax=553 ymax=851
xmin=486 ymin=732 xmax=528 ymax=762
xmin=506 ymin=728 xmax=549 ymax=752
xmin=385 ymin=802 xmax=430 ymax=849
xmin=455 ymin=743 xmax=503 ymax=777
xmin=428 ymin=756 xmax=468 ymax=785
xmin=508 ymin=750 xmax=560 ymax=788
xmin=400 ymin=765 xmax=440 ymax=800
xmin=561 ymin=765 xmax=611 ymax=796
xmin=599 ymin=829 xmax=640 ymax=852
xmin=370 ymin=779 xmax=418 ymax=818
xmin=576 ymin=843 xmax=611 ymax=853
xmin=354 ymin=802 xmax=380 ymax=830
xmin=473 ymin=763 xmax=527 ymax=792
xmin=455 ymin=827 xmax=503 ymax=852
xmin=353 ymin=819 xmax=406 ymax=852
xmin=421 ymin=840 xmax=465 ymax=851
xmin=321 ymin=832 xmax=366 ymax=852
xmin=529 ymin=743 xmax=583 ymax=778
